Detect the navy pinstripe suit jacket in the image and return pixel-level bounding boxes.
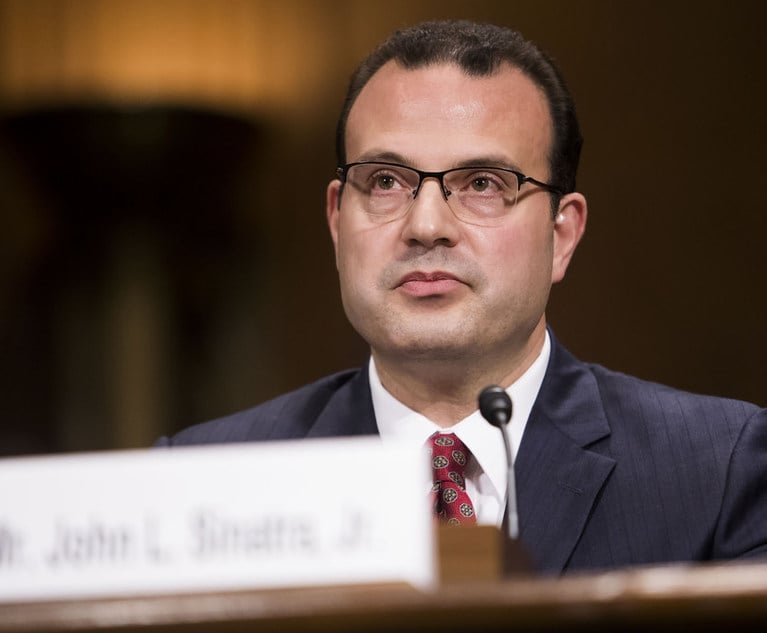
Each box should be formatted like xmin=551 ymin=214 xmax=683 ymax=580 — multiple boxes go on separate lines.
xmin=157 ymin=332 xmax=767 ymax=574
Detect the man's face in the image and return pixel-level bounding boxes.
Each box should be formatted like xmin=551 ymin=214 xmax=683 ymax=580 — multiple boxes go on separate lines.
xmin=327 ymin=61 xmax=584 ymax=369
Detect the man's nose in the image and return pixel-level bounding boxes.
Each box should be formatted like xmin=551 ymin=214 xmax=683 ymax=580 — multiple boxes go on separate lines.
xmin=400 ymin=179 xmax=460 ymax=248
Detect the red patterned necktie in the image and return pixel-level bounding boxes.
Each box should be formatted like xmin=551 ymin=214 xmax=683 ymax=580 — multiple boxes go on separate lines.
xmin=427 ymin=432 xmax=477 ymax=526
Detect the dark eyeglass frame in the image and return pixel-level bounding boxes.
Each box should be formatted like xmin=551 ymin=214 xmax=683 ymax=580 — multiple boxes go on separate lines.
xmin=336 ymin=160 xmax=564 ymax=209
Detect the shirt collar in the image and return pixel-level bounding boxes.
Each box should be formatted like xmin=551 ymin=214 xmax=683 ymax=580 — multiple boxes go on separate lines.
xmin=370 ymin=331 xmax=551 ymax=500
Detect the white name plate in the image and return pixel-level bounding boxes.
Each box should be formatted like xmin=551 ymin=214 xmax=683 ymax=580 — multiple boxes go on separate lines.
xmin=0 ymin=437 xmax=436 ymax=602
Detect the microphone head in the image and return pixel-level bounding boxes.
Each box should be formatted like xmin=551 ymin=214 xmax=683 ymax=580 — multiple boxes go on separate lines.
xmin=479 ymin=385 xmax=512 ymax=428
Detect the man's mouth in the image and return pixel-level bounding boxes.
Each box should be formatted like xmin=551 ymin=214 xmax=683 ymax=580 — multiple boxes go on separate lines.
xmin=396 ymin=271 xmax=464 ymax=297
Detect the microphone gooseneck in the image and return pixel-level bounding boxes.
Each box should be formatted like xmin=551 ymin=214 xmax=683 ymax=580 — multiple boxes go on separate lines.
xmin=478 ymin=385 xmax=518 ymax=539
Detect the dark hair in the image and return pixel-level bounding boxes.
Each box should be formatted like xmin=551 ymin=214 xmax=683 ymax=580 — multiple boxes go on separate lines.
xmin=335 ymin=20 xmax=582 ymax=195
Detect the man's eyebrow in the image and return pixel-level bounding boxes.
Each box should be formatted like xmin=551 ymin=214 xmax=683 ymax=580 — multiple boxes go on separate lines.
xmin=349 ymin=151 xmax=523 ymax=171
xmin=455 ymin=156 xmax=523 ymax=171
xmin=351 ymin=150 xmax=410 ymax=164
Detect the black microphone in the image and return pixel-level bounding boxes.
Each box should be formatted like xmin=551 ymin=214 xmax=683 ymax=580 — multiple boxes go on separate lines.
xmin=479 ymin=385 xmax=518 ymax=539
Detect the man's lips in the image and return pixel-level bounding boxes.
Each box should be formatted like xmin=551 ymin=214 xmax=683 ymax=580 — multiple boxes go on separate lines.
xmin=396 ymin=271 xmax=465 ymax=297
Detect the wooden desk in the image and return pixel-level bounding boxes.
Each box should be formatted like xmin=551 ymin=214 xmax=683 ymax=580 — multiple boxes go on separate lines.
xmin=2 ymin=562 xmax=767 ymax=632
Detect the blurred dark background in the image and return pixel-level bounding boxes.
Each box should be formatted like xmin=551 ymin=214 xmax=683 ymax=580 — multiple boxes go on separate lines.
xmin=0 ymin=0 xmax=764 ymax=456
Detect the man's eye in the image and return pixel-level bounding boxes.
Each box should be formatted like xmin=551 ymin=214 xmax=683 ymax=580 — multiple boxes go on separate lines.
xmin=471 ymin=177 xmax=492 ymax=192
xmin=466 ymin=174 xmax=507 ymax=195
xmin=374 ymin=174 xmax=397 ymax=190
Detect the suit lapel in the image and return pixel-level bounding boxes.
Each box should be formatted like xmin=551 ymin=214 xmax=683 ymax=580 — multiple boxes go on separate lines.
xmin=306 ymin=364 xmax=379 ymax=438
xmin=516 ymin=334 xmax=616 ymax=573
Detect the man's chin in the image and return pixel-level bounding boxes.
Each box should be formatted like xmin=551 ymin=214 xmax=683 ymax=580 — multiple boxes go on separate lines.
xmin=376 ymin=335 xmax=478 ymax=362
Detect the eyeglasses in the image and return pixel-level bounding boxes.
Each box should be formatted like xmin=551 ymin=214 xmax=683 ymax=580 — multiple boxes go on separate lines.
xmin=337 ymin=161 xmax=563 ymax=226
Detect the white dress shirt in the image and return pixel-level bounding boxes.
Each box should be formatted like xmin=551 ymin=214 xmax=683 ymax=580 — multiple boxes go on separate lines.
xmin=370 ymin=331 xmax=551 ymax=526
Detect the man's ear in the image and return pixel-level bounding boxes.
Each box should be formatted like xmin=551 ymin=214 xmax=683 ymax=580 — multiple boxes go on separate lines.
xmin=326 ymin=179 xmax=342 ymax=267
xmin=551 ymin=192 xmax=587 ymax=283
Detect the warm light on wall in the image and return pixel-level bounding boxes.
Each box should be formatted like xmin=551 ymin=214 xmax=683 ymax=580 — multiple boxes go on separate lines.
xmin=0 ymin=0 xmax=343 ymax=115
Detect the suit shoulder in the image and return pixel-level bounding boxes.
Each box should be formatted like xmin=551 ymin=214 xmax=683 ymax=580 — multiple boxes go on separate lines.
xmin=587 ymin=361 xmax=761 ymax=429
xmin=157 ymin=369 xmax=362 ymax=446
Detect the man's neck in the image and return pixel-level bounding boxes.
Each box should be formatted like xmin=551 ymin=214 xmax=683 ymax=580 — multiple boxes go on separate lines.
xmin=371 ymin=322 xmax=547 ymax=427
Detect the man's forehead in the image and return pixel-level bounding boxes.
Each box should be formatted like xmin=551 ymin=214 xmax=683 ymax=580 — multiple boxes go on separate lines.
xmin=345 ymin=60 xmax=554 ymax=171
xmin=349 ymin=59 xmax=551 ymax=129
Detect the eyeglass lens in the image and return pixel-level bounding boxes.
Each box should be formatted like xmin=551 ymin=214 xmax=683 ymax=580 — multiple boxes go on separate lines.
xmin=344 ymin=163 xmax=520 ymax=226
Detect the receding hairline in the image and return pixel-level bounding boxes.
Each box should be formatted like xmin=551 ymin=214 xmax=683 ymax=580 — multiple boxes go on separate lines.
xmin=343 ymin=59 xmax=556 ymax=174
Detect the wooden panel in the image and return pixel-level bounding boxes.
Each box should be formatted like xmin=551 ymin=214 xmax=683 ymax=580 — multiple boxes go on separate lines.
xmin=1 ymin=563 xmax=767 ymax=632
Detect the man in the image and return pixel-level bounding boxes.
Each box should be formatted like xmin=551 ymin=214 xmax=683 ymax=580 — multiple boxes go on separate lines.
xmin=157 ymin=21 xmax=767 ymax=573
